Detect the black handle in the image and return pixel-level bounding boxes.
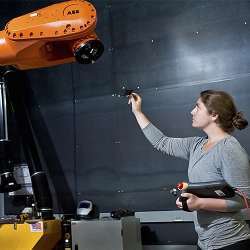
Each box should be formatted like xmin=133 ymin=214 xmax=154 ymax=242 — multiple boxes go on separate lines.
xmin=179 ymin=196 xmax=191 ymax=212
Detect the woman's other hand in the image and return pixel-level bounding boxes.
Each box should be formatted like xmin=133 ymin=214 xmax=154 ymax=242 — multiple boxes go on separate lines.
xmin=176 ymin=193 xmax=202 ymax=211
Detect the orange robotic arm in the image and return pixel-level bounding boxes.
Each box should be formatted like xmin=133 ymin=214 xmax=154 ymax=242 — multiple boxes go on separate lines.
xmin=0 ymin=0 xmax=104 ymax=70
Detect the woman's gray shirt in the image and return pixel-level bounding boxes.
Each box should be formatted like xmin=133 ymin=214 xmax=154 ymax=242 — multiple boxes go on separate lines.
xmin=142 ymin=123 xmax=250 ymax=250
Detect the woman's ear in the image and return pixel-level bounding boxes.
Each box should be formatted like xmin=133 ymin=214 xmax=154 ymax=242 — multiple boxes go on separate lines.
xmin=211 ymin=112 xmax=219 ymax=122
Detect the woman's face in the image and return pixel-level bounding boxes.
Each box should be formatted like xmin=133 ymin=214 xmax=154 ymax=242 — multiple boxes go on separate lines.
xmin=191 ymin=98 xmax=215 ymax=129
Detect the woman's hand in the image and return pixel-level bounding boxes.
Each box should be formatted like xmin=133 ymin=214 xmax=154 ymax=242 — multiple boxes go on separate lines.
xmin=176 ymin=193 xmax=202 ymax=211
xmin=128 ymin=92 xmax=142 ymax=114
xmin=128 ymin=92 xmax=150 ymax=129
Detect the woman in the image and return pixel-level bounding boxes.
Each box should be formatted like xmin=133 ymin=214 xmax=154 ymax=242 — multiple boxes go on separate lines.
xmin=128 ymin=90 xmax=250 ymax=250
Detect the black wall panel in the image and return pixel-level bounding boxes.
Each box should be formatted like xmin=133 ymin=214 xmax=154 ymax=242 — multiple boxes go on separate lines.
xmin=74 ymin=78 xmax=250 ymax=212
xmin=1 ymin=0 xmax=250 ymax=213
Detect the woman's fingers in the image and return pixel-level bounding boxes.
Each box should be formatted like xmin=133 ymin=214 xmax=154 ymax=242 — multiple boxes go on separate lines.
xmin=128 ymin=94 xmax=135 ymax=105
xmin=128 ymin=95 xmax=131 ymax=104
xmin=176 ymin=197 xmax=182 ymax=208
xmin=131 ymin=92 xmax=140 ymax=100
